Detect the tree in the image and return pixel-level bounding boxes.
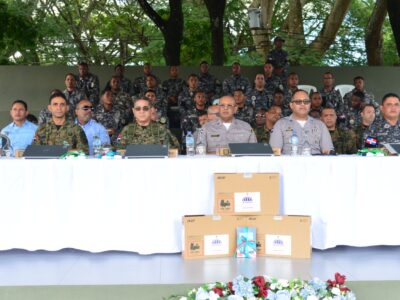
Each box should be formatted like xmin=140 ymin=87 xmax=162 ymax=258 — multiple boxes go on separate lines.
xmin=137 ymin=0 xmax=183 ymax=65
xmin=203 ymin=0 xmax=226 ymax=65
xmin=387 ymin=0 xmax=400 ymax=59
xmin=365 ymin=0 xmax=387 ymax=65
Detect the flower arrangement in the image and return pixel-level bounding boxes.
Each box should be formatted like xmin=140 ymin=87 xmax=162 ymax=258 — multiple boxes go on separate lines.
xmin=167 ymin=273 xmax=356 ymax=300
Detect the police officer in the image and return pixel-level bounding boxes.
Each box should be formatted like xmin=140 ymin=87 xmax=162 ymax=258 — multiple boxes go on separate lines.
xmin=266 ymin=36 xmax=289 ymax=74
xmin=320 ymin=107 xmax=357 ymax=154
xmin=33 ymin=92 xmax=89 ymax=154
xmin=200 ymin=95 xmax=257 ymax=153
xmin=364 ymin=93 xmax=400 ymax=145
xmin=180 ymin=90 xmax=208 ymax=134
xmin=75 ymin=62 xmax=100 ymax=105
xmin=132 ymin=63 xmax=160 ymax=96
xmin=222 ymin=62 xmax=251 ymax=96
xmin=162 ymin=65 xmax=186 ymax=107
xmin=233 ymin=88 xmax=254 ymax=125
xmin=263 ymin=61 xmax=283 ymax=93
xmin=178 ymin=74 xmax=200 ymax=112
xmin=353 ymin=104 xmax=375 ymax=149
xmin=118 ymin=97 xmax=179 ymax=149
xmin=247 ymin=73 xmax=272 ymax=110
xmin=253 ymin=105 xmax=282 ymax=144
xmin=104 ymin=64 xmax=133 ymax=95
xmin=64 ymin=73 xmax=86 ymax=119
xmin=198 ymin=61 xmax=221 ymax=100
xmin=319 ymin=72 xmax=343 ymax=113
xmin=270 ymin=90 xmax=334 ymax=155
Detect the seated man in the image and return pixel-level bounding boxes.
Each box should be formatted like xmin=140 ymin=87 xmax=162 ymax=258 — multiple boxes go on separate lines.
xmin=207 ymin=105 xmax=219 ymax=122
xmin=75 ymin=99 xmax=110 ymax=155
xmin=354 ymin=104 xmax=375 ymax=149
xmin=34 ymin=92 xmax=89 ymax=154
xmin=364 ymin=93 xmax=400 ymax=145
xmin=270 ymin=90 xmax=334 ymax=155
xmin=254 ymin=106 xmax=282 ymax=144
xmin=118 ymin=98 xmax=179 ymax=149
xmin=320 ymin=108 xmax=357 ymax=154
xmin=233 ymin=88 xmax=254 ymax=125
xmin=200 ymin=95 xmax=257 ymax=153
xmin=1 ymin=100 xmax=38 ymax=155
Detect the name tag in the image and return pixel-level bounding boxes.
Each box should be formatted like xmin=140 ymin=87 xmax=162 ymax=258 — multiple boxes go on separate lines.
xmin=211 ymin=134 xmax=220 ymax=138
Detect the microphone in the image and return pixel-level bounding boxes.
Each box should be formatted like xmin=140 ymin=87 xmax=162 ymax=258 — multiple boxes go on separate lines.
xmin=364 ymin=136 xmax=378 ymax=148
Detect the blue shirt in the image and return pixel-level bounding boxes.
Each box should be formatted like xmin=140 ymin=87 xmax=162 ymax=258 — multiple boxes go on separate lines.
xmin=1 ymin=120 xmax=38 ymax=155
xmin=76 ymin=118 xmax=110 ymax=155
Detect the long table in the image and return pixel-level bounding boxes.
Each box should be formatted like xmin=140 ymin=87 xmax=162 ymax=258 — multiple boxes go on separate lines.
xmin=0 ymin=156 xmax=398 ymax=254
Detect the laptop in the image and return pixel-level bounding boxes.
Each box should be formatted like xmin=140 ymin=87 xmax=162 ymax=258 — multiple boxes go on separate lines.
xmin=124 ymin=144 xmax=168 ymax=159
xmin=382 ymin=143 xmax=400 ymax=155
xmin=229 ymin=143 xmax=273 ymax=157
xmin=23 ymin=145 xmax=68 ymax=159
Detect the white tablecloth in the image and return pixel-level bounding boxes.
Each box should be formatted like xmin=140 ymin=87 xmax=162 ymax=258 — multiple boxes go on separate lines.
xmin=0 ymin=156 xmax=398 ymax=254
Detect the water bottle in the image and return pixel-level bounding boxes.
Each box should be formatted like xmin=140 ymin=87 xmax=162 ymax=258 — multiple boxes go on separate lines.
xmin=93 ymin=135 xmax=102 ymax=157
xmin=290 ymin=129 xmax=299 ymax=156
xmin=185 ymin=131 xmax=195 ymax=156
xmin=301 ymin=133 xmax=311 ymax=156
xmin=196 ymin=128 xmax=206 ymax=155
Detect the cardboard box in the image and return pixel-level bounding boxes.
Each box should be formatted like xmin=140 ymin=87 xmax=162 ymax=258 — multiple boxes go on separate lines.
xmin=214 ymin=173 xmax=280 ymax=215
xmin=238 ymin=215 xmax=311 ymax=259
xmin=182 ymin=215 xmax=238 ymax=259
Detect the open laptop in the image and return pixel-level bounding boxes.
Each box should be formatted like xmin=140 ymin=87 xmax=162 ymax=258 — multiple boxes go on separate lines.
xmin=124 ymin=144 xmax=168 ymax=159
xmin=23 ymin=145 xmax=68 ymax=159
xmin=229 ymin=143 xmax=273 ymax=157
xmin=382 ymin=143 xmax=400 ymax=155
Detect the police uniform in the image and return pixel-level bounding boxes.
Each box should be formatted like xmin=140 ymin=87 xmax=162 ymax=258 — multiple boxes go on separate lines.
xmin=234 ymin=105 xmax=254 ymax=125
xmin=112 ymin=90 xmax=133 ymax=121
xmin=265 ymin=75 xmax=283 ymax=93
xmin=270 ymin=115 xmax=334 ymax=155
xmin=319 ymin=88 xmax=344 ymax=112
xmin=118 ymin=121 xmax=179 ymax=149
xmin=162 ymin=77 xmax=186 ymax=105
xmin=34 ymin=120 xmax=89 ymax=154
xmin=200 ymin=118 xmax=257 ymax=153
xmin=178 ymin=87 xmax=197 ymax=111
xmin=38 ymin=108 xmax=53 ymax=125
xmin=63 ymin=89 xmax=86 ymax=118
xmin=253 ymin=126 xmax=273 ymax=144
xmin=132 ymin=74 xmax=161 ymax=96
xmin=267 ymin=49 xmax=289 ymax=71
xmin=180 ymin=107 xmax=208 ymax=134
xmin=364 ymin=118 xmax=400 ymax=145
xmin=343 ymin=89 xmax=380 ymax=116
xmin=339 ymin=107 xmax=362 ymax=130
xmin=198 ymin=72 xmax=222 ymax=99
xmin=94 ymin=104 xmax=128 ymax=145
xmin=329 ymin=128 xmax=357 ymax=154
xmin=246 ymin=88 xmax=272 ymax=110
xmin=75 ymin=73 xmax=100 ymax=105
xmin=104 ymin=77 xmax=133 ymax=95
xmin=222 ymin=75 xmax=251 ymax=96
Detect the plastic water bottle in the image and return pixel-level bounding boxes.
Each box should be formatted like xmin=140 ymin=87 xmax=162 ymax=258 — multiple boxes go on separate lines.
xmin=185 ymin=131 xmax=195 ymax=156
xmin=302 ymin=133 xmax=311 ymax=156
xmin=290 ymin=130 xmax=299 ymax=156
xmin=196 ymin=128 xmax=206 ymax=155
xmin=93 ymin=135 xmax=102 ymax=157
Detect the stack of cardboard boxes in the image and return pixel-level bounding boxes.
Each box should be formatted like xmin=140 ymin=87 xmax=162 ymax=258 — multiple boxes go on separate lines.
xmin=182 ymin=173 xmax=311 ymax=259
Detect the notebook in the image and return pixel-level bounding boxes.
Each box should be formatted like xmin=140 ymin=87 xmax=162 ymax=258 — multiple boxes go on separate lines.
xmin=229 ymin=143 xmax=273 ymax=157
xmin=23 ymin=145 xmax=68 ymax=159
xmin=124 ymin=144 xmax=169 ymax=159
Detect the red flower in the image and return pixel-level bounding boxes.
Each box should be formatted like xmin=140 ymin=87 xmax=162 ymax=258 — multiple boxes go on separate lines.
xmin=326 ymin=279 xmax=336 ymax=288
xmin=253 ymin=276 xmax=266 ymax=288
xmin=335 ymin=273 xmax=346 ymax=285
xmin=212 ymin=287 xmax=224 ymax=296
xmin=256 ymin=287 xmax=268 ymax=298
xmin=228 ymin=281 xmax=234 ymax=293
xmin=340 ymin=287 xmax=350 ymax=293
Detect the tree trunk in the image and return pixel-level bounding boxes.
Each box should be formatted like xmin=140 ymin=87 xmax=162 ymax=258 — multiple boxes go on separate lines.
xmin=387 ymin=0 xmax=400 ymax=59
xmin=365 ymin=0 xmax=387 ymax=65
xmin=287 ymin=0 xmax=305 ymax=64
xmin=307 ymin=0 xmax=351 ymax=56
xmin=204 ymin=0 xmax=226 ymax=66
xmin=137 ymin=0 xmax=183 ymax=65
xmin=249 ymin=0 xmax=276 ymax=59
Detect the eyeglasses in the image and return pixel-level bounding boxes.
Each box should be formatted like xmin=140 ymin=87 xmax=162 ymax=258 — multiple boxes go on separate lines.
xmin=219 ymin=104 xmax=235 ymax=109
xmin=80 ymin=106 xmax=94 ymax=111
xmin=134 ymin=106 xmax=150 ymax=111
xmin=292 ymin=100 xmax=311 ymax=105
xmin=255 ymin=114 xmax=265 ymax=118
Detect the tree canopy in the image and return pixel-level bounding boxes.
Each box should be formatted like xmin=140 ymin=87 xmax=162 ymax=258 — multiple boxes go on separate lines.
xmin=0 ymin=0 xmax=398 ymax=66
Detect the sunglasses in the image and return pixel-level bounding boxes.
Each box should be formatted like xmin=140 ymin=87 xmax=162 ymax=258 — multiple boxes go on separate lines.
xmin=292 ymin=100 xmax=311 ymax=105
xmin=255 ymin=114 xmax=265 ymax=118
xmin=80 ymin=106 xmax=94 ymax=111
xmin=134 ymin=106 xmax=150 ymax=112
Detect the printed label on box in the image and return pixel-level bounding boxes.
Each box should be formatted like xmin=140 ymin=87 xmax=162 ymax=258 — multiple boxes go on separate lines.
xmin=187 ymin=238 xmax=203 ymax=257
xmin=234 ymin=192 xmax=261 ymax=213
xmin=204 ymin=234 xmax=229 ymax=256
xmin=265 ymin=234 xmax=292 ymax=256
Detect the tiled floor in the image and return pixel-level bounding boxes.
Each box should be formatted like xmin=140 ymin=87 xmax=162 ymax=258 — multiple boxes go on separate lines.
xmin=0 ymin=246 xmax=399 ymax=286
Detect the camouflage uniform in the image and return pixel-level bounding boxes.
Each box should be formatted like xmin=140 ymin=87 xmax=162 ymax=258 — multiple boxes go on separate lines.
xmin=112 ymin=90 xmax=133 ymax=124
xmin=343 ymin=89 xmax=380 ymax=117
xmin=153 ymin=99 xmax=169 ymax=127
xmin=63 ymin=89 xmax=86 ymax=118
xmin=235 ymin=105 xmax=254 ymax=125
xmin=353 ymin=123 xmax=370 ymax=149
xmin=265 ymin=75 xmax=283 ymax=94
xmin=222 ymin=75 xmax=251 ymax=96
xmin=33 ymin=120 xmax=89 ymax=154
xmin=104 ymin=77 xmax=133 ymax=95
xmin=75 ymin=73 xmax=100 ymax=105
xmin=180 ymin=107 xmax=208 ymax=134
xmin=253 ymin=126 xmax=273 ymax=143
xmin=339 ymin=107 xmax=362 ymax=130
xmin=364 ymin=118 xmax=400 ymax=145
xmin=94 ymin=104 xmax=128 ymax=145
xmin=132 ymin=74 xmax=160 ymax=96
xmin=329 ymin=128 xmax=358 ymax=154
xmin=319 ymin=88 xmax=344 ymax=112
xmin=246 ymin=88 xmax=272 ymax=110
xmin=118 ymin=121 xmax=179 ymax=149
xmin=198 ymin=72 xmax=222 ymax=99
xmin=162 ymin=77 xmax=186 ymax=105
xmin=38 ymin=108 xmax=53 ymax=125
xmin=178 ymin=88 xmax=197 ymax=111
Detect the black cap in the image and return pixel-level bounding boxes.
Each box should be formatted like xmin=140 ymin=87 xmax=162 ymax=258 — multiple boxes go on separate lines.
xmin=274 ymin=36 xmax=285 ymax=43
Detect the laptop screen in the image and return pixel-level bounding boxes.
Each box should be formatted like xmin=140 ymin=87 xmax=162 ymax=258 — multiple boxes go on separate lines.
xmin=229 ymin=143 xmax=273 ymax=156
xmin=124 ymin=144 xmax=168 ymax=158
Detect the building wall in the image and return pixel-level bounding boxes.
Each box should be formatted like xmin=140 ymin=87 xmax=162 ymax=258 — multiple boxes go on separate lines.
xmin=1 ymin=65 xmax=399 ymax=128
